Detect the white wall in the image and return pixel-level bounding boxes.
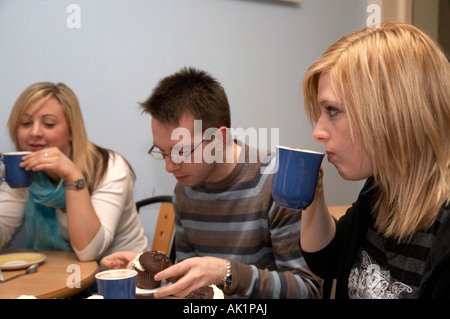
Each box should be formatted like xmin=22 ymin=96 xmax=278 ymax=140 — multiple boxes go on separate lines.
xmin=0 ymin=0 xmax=367 ymax=246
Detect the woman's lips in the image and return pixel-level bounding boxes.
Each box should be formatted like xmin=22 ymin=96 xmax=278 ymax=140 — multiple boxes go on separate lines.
xmin=326 ymin=152 xmax=335 ymax=162
xmin=29 ymin=144 xmax=46 ymax=151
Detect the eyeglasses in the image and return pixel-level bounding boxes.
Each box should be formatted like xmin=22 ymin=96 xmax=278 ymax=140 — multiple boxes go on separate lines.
xmin=148 ymin=137 xmax=207 ymax=163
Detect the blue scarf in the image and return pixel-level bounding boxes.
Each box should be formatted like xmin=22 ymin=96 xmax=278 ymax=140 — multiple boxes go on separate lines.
xmin=25 ymin=171 xmax=72 ymax=251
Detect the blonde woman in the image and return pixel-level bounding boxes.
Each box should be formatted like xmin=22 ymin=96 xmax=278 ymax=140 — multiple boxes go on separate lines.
xmin=301 ymin=23 xmax=449 ymax=298
xmin=0 ymin=82 xmax=148 ymax=261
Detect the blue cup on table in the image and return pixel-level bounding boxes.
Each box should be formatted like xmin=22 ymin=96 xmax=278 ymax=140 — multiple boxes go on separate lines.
xmin=272 ymin=146 xmax=324 ymax=211
xmin=95 ymin=269 xmax=137 ymax=299
xmin=0 ymin=152 xmax=33 ymax=188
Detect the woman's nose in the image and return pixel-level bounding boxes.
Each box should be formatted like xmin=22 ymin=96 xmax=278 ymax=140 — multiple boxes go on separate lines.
xmin=30 ymin=123 xmax=43 ymax=136
xmin=313 ymin=117 xmax=329 ymax=143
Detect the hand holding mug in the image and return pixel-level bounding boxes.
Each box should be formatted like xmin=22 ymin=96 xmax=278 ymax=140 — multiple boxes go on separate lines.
xmin=20 ymin=147 xmax=82 ymax=182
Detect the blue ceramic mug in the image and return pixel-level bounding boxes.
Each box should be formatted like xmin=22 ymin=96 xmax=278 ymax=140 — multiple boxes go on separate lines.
xmin=272 ymin=146 xmax=324 ymax=210
xmin=95 ymin=269 xmax=137 ymax=299
xmin=0 ymin=152 xmax=33 ymax=188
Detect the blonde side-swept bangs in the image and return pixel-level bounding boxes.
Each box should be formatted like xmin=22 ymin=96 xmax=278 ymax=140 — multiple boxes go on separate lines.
xmin=303 ymin=22 xmax=450 ymax=242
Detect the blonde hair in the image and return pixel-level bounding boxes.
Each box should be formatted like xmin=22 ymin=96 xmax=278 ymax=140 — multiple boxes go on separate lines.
xmin=303 ymin=23 xmax=450 ymax=242
xmin=7 ymin=82 xmax=121 ymax=192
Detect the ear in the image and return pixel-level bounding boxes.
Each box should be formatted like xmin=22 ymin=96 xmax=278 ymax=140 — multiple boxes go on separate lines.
xmin=216 ymin=126 xmax=231 ymax=150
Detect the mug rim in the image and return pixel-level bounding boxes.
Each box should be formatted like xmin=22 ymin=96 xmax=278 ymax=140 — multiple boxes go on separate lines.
xmin=276 ymin=145 xmax=324 ymax=155
xmin=95 ymin=269 xmax=137 ymax=280
xmin=3 ymin=151 xmax=32 ymax=156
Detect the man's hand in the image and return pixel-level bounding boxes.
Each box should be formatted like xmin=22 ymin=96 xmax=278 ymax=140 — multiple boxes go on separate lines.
xmin=153 ymin=256 xmax=227 ymax=298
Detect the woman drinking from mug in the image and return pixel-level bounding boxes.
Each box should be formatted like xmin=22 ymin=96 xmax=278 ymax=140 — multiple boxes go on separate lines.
xmin=301 ymin=23 xmax=449 ymax=298
xmin=0 ymin=82 xmax=148 ymax=261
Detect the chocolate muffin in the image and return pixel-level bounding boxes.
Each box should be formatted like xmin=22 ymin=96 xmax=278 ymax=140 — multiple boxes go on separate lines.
xmin=132 ymin=251 xmax=172 ymax=289
xmin=186 ymin=285 xmax=225 ymax=299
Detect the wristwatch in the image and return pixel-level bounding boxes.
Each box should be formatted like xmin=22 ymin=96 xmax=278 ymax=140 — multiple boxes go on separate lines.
xmin=63 ymin=178 xmax=86 ymax=190
xmin=222 ymin=258 xmax=232 ymax=294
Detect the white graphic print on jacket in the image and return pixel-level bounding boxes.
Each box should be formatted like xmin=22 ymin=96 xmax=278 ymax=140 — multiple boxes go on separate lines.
xmin=348 ymin=250 xmax=413 ymax=299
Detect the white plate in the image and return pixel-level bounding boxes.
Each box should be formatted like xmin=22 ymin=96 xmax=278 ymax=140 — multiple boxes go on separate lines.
xmin=136 ymin=280 xmax=168 ymax=296
xmin=0 ymin=252 xmax=46 ymax=270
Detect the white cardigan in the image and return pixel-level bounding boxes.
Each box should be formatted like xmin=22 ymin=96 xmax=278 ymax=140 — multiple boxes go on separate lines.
xmin=0 ymin=153 xmax=148 ymax=261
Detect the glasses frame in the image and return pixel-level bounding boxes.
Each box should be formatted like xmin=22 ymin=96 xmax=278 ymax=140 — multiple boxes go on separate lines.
xmin=148 ymin=137 xmax=207 ymax=163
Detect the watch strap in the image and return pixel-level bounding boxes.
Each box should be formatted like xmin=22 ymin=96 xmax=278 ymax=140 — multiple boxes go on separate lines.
xmin=222 ymin=258 xmax=232 ymax=294
xmin=63 ymin=178 xmax=86 ymax=190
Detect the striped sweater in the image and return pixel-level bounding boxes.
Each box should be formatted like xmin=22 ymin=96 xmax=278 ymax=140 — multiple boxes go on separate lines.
xmin=173 ymin=142 xmax=322 ymax=298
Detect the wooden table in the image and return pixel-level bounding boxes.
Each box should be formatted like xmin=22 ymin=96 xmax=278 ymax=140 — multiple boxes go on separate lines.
xmin=0 ymin=249 xmax=98 ymax=299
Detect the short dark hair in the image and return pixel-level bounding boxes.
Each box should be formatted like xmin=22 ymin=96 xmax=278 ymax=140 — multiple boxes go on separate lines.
xmin=140 ymin=67 xmax=231 ymax=131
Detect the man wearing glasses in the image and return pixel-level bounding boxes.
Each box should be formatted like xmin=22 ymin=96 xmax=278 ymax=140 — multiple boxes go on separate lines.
xmin=101 ymin=67 xmax=322 ymax=299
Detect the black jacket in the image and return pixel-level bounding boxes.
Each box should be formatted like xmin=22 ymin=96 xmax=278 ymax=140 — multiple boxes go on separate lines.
xmin=302 ymin=177 xmax=450 ymax=299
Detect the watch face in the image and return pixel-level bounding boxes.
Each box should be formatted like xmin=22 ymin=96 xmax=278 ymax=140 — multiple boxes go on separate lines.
xmin=76 ymin=179 xmax=86 ymax=188
xmin=64 ymin=178 xmax=86 ymax=189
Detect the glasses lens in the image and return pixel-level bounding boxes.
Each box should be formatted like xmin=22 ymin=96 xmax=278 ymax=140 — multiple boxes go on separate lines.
xmin=148 ymin=146 xmax=165 ymax=160
xmin=149 ymin=152 xmax=164 ymax=160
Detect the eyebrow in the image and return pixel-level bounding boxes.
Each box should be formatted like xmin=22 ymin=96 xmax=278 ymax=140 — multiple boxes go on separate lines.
xmin=318 ymin=99 xmax=340 ymax=107
xmin=22 ymin=113 xmax=59 ymax=119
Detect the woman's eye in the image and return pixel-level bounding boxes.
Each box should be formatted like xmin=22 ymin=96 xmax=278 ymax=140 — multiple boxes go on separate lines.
xmin=325 ymin=106 xmax=340 ymax=118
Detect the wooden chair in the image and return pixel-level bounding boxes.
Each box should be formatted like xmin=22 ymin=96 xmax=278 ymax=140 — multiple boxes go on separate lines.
xmin=136 ymin=195 xmax=176 ymax=262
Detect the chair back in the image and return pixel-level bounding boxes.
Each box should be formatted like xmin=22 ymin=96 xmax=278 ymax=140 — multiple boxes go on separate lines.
xmin=136 ymin=196 xmax=175 ymax=260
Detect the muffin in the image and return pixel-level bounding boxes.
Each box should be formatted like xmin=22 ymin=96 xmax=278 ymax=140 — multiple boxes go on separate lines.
xmin=186 ymin=285 xmax=225 ymax=299
xmin=132 ymin=250 xmax=172 ymax=289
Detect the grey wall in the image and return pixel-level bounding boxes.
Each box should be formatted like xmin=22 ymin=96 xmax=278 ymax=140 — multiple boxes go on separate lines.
xmin=0 ymin=0 xmax=367 ymax=246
